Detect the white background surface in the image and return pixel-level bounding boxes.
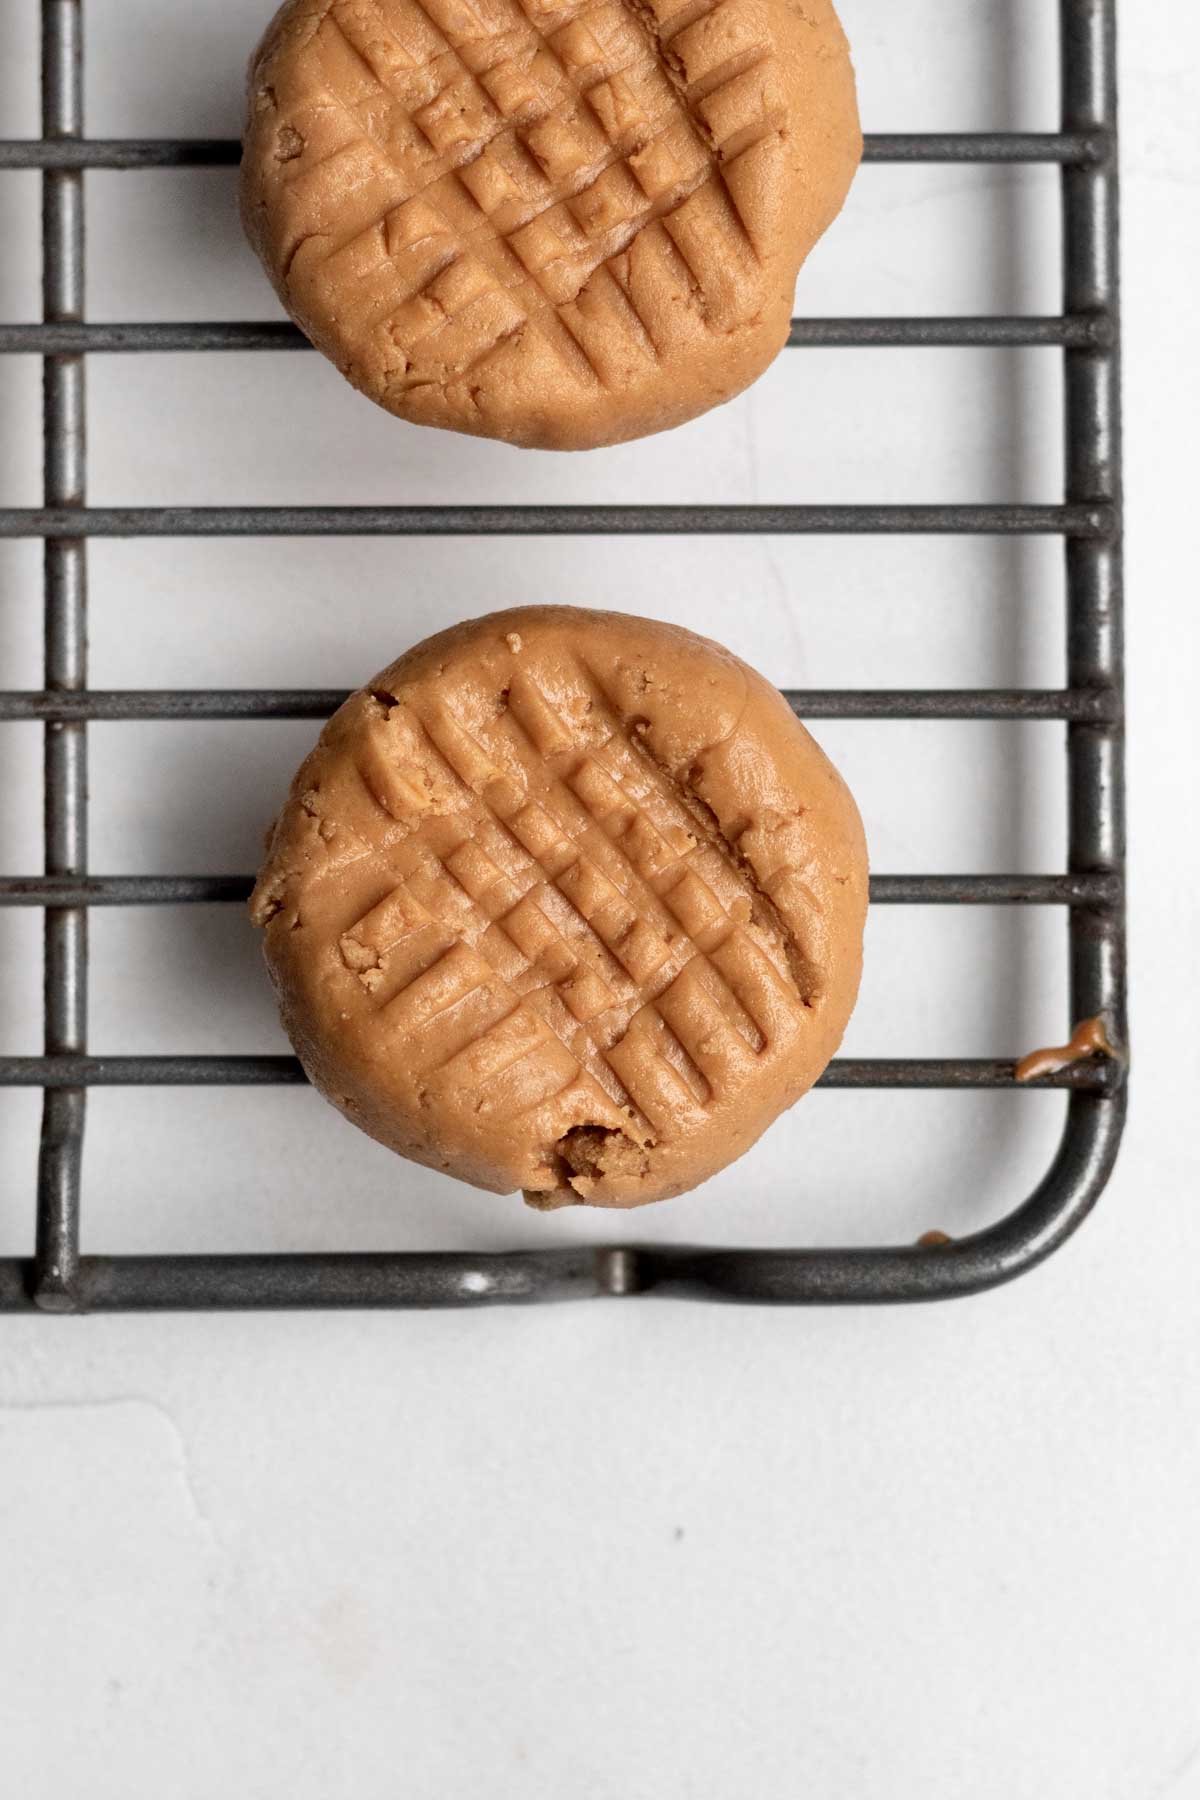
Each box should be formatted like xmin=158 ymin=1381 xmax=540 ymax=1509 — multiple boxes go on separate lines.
xmin=1 ymin=3 xmax=1198 ymax=1795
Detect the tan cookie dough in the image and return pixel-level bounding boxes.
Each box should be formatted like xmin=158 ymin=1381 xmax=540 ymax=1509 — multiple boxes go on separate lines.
xmin=240 ymin=0 xmax=860 ymax=449
xmin=252 ymin=608 xmax=867 ymax=1207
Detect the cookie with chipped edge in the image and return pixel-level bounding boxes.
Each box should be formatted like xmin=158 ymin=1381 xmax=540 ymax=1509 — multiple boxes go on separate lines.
xmin=252 ymin=606 xmax=868 ymax=1207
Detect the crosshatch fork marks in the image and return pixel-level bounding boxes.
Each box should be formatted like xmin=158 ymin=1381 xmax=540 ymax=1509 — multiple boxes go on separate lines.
xmin=330 ymin=659 xmax=813 ymax=1144
xmin=273 ymin=0 xmax=780 ymax=393
xmin=326 ymin=8 xmax=611 ymax=383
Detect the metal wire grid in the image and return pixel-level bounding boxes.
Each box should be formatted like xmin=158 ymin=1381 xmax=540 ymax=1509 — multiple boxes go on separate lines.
xmin=0 ymin=0 xmax=1126 ymax=1311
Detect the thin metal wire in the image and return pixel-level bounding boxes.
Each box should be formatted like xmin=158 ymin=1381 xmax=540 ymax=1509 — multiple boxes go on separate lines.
xmin=0 ymin=316 xmax=1116 ymax=353
xmin=1062 ymin=0 xmax=1126 ymax=1020
xmin=0 ymin=1055 xmax=1120 ymax=1093
xmin=0 ymin=874 xmax=1124 ymax=908
xmin=0 ymin=502 xmax=1116 ymax=537
xmin=0 ymin=686 xmax=1120 ymax=722
xmin=0 ymin=1 xmax=1127 ymax=1311
xmin=0 ymin=130 xmax=1109 ymax=169
xmin=1052 ymin=0 xmax=1128 ymax=1261
xmin=35 ymin=0 xmax=86 ymax=1313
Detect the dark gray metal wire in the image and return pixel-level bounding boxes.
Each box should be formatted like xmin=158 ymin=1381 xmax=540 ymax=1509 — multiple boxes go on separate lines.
xmin=0 ymin=130 xmax=1109 ymax=168
xmin=0 ymin=1055 xmax=1120 ymax=1093
xmin=0 ymin=0 xmax=1127 ymax=1311
xmin=0 ymin=315 xmax=1117 ymax=353
xmin=35 ymin=0 xmax=86 ymax=1314
xmin=0 ymin=686 xmax=1121 ymax=722
xmin=0 ymin=874 xmax=1124 ymax=908
xmin=0 ymin=502 xmax=1116 ymax=537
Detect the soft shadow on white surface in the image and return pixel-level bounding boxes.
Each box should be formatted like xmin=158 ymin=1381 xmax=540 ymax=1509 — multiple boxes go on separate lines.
xmin=88 ymin=533 xmax=1066 ymax=688
xmin=86 ymin=344 xmax=1063 ymax=507
xmin=78 ymin=1084 xmax=1068 ymax=1255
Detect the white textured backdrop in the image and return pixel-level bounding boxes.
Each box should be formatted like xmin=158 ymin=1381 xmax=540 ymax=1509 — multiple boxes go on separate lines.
xmin=1 ymin=4 xmax=1197 ymax=1796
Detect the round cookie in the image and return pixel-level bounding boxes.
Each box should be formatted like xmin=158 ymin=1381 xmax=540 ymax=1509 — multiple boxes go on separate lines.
xmin=239 ymin=0 xmax=860 ymax=449
xmin=251 ymin=607 xmax=867 ymax=1208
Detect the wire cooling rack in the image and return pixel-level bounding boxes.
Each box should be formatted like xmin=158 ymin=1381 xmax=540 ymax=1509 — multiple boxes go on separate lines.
xmin=0 ymin=0 xmax=1126 ymax=1311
